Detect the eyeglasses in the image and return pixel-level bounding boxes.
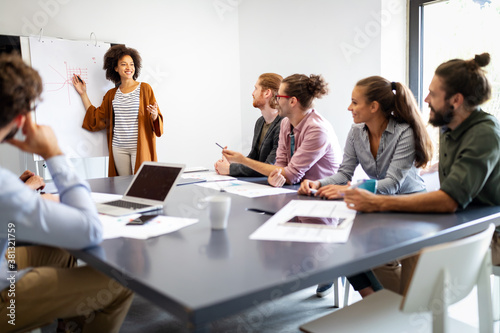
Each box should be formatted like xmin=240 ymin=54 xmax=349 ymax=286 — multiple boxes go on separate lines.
xmin=275 ymin=95 xmax=292 ymax=101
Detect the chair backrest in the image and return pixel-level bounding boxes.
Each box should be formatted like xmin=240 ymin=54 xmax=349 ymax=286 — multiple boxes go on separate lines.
xmin=401 ymin=223 xmax=494 ymax=313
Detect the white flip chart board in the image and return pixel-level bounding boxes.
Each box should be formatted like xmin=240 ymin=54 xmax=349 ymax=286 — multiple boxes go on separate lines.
xmin=29 ymin=36 xmax=113 ymax=160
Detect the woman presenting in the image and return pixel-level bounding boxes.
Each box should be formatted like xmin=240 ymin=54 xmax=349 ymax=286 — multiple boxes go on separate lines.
xmin=73 ymin=44 xmax=163 ymax=176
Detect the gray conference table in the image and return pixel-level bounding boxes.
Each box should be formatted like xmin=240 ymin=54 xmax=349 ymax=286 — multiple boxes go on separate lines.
xmin=71 ymin=175 xmax=500 ymax=332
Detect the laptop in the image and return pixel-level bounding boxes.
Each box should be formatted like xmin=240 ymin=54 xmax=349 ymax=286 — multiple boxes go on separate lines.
xmin=96 ymin=162 xmax=185 ymax=216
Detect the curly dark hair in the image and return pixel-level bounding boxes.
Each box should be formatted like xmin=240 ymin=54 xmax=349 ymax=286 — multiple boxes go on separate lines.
xmin=0 ymin=52 xmax=43 ymax=128
xmin=103 ymin=44 xmax=142 ymax=84
xmin=282 ymin=74 xmax=329 ymax=109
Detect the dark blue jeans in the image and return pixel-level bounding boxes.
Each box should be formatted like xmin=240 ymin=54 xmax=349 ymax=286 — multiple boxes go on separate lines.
xmin=347 ymin=271 xmax=383 ymax=291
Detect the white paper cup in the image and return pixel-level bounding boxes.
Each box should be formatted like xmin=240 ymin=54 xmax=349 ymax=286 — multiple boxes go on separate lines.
xmin=203 ymin=195 xmax=231 ymax=230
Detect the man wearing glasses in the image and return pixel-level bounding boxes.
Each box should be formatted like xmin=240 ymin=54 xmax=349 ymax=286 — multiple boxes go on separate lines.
xmin=223 ymin=73 xmax=341 ymax=187
xmin=214 ymin=73 xmax=283 ymax=177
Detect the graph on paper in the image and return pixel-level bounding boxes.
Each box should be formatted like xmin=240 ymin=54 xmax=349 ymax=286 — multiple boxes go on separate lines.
xmin=44 ymin=62 xmax=89 ymax=105
xmin=29 ymin=37 xmax=113 ymax=160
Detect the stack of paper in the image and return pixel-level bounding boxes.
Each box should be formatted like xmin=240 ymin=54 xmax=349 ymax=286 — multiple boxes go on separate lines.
xmin=196 ymin=179 xmax=296 ymax=198
xmin=250 ymin=200 xmax=355 ymax=243
xmin=181 ymin=171 xmax=236 ymax=182
xmin=99 ymin=214 xmax=198 ymax=240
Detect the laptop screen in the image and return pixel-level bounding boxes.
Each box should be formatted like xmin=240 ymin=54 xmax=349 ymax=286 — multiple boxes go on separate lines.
xmin=125 ymin=164 xmax=182 ymax=201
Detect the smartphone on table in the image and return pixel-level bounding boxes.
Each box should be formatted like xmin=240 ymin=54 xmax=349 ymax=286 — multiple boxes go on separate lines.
xmin=126 ymin=214 xmax=158 ymax=226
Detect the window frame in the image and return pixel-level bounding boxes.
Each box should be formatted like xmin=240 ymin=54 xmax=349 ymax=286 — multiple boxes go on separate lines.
xmin=408 ymin=0 xmax=447 ymax=106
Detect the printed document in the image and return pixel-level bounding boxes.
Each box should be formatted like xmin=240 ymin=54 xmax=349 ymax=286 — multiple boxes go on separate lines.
xmin=250 ymin=200 xmax=355 ymax=243
xmin=196 ymin=180 xmax=296 ymax=198
xmin=99 ymin=214 xmax=198 ymax=240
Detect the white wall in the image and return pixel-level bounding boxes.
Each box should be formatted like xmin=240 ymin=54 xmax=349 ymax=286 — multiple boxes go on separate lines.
xmin=0 ymin=0 xmax=408 ymax=179
xmin=381 ymin=0 xmax=407 ymax=82
xmin=237 ymin=0 xmax=395 ymax=152
xmin=0 ymin=0 xmax=241 ymax=176
xmin=237 ymin=0 xmax=406 ymax=181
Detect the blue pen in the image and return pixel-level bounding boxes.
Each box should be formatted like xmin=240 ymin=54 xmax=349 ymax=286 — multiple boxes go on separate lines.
xmin=215 ymin=142 xmax=224 ymax=149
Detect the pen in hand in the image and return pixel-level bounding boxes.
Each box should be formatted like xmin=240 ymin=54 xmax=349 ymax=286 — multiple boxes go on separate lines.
xmin=73 ymin=74 xmax=83 ymax=83
xmin=215 ymin=142 xmax=225 ymax=149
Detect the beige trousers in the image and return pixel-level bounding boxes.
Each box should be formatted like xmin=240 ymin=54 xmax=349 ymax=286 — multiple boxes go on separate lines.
xmin=372 ymin=260 xmax=402 ymax=294
xmin=112 ymin=146 xmax=137 ymax=176
xmin=0 ymin=246 xmax=133 ymax=333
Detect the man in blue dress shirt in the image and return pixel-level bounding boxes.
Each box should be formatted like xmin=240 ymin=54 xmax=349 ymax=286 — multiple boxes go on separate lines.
xmin=0 ymin=53 xmax=132 ymax=332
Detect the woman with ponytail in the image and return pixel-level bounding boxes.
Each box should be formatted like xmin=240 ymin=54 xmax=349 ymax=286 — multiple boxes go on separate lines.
xmin=299 ymin=76 xmax=432 ymax=198
xmin=338 ymin=53 xmax=500 ymax=296
xmin=299 ymin=76 xmax=433 ymax=298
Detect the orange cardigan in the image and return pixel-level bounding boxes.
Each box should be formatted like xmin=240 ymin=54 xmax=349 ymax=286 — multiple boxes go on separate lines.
xmin=82 ymin=82 xmax=163 ymax=177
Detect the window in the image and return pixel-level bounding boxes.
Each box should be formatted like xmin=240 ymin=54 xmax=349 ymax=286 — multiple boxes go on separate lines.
xmin=410 ymin=0 xmax=500 ymax=117
xmin=409 ymin=0 xmax=500 ymax=163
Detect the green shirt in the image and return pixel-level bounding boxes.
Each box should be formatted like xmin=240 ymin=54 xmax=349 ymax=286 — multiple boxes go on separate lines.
xmin=439 ymin=109 xmax=500 ymax=209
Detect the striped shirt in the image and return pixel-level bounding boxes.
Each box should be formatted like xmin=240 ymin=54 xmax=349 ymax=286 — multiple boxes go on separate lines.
xmin=319 ymin=117 xmax=425 ymax=194
xmin=112 ymin=83 xmax=141 ymax=149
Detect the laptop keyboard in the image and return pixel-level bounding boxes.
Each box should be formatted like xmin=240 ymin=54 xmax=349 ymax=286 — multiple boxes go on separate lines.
xmin=105 ymin=200 xmax=151 ymax=210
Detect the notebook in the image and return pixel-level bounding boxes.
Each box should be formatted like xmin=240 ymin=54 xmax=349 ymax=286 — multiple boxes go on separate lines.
xmin=96 ymin=162 xmax=185 ymax=216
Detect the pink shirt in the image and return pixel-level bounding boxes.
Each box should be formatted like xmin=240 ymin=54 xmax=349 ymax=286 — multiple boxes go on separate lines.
xmin=275 ymin=109 xmax=342 ymax=184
